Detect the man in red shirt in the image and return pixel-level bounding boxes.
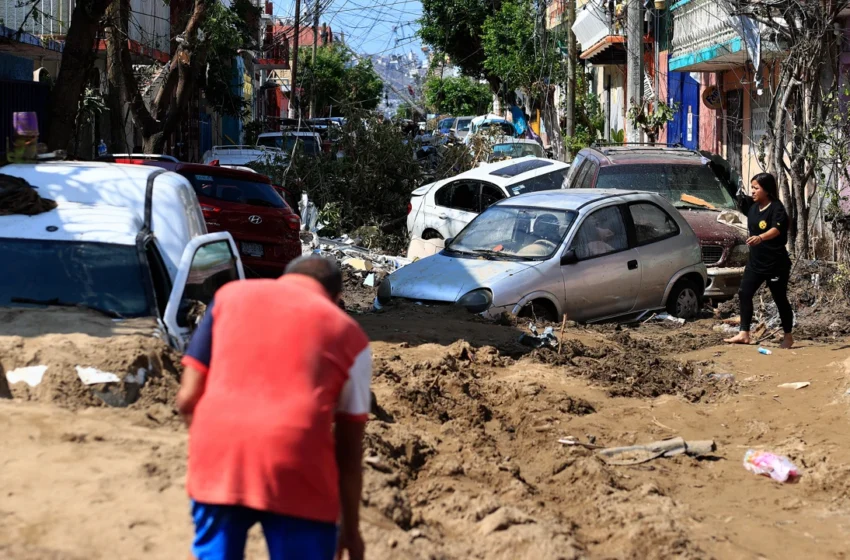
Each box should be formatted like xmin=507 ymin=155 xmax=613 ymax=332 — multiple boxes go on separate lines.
xmin=176 ymin=256 xmax=371 ymax=560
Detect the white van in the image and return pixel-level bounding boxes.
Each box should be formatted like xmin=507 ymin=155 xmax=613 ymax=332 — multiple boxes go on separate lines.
xmin=0 ymin=162 xmax=246 ymax=350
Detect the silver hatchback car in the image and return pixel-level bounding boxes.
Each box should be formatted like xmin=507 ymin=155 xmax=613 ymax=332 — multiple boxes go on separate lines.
xmin=378 ymin=189 xmax=707 ymax=322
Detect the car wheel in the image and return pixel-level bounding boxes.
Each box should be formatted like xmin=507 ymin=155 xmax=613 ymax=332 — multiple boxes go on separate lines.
xmin=422 ymin=229 xmax=444 ymax=240
xmin=667 ymin=280 xmax=701 ymax=319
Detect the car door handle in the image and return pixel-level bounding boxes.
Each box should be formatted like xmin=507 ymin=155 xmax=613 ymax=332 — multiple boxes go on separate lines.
xmin=438 ymin=213 xmax=448 ymax=219
xmin=628 ymin=260 xmax=638 ymax=270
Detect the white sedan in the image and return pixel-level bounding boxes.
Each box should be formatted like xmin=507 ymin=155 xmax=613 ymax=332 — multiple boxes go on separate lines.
xmin=407 ymin=157 xmax=571 ymax=240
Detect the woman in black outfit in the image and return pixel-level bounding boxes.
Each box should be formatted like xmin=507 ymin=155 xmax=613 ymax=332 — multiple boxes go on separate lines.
xmin=724 ymin=172 xmax=795 ymax=349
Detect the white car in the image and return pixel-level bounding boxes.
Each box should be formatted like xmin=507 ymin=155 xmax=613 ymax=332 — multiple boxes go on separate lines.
xmin=487 ymin=138 xmax=546 ymax=162
xmin=257 ymin=131 xmax=323 ymax=157
xmin=407 ymin=157 xmax=571 ymax=240
xmin=0 ymin=162 xmax=246 ymax=351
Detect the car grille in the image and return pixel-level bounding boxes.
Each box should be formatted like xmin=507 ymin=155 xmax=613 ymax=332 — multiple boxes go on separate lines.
xmin=701 ymin=245 xmax=724 ymax=266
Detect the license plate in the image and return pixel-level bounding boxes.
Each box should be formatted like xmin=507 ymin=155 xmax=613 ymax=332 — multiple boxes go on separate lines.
xmin=241 ymin=242 xmax=264 ymax=257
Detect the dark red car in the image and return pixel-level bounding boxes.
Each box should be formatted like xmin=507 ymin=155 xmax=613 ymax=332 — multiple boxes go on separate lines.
xmin=566 ymin=146 xmax=749 ymax=299
xmin=146 ymin=162 xmax=301 ymax=278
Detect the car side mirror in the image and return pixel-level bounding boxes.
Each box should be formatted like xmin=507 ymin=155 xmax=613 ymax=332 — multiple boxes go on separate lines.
xmin=444 ymin=237 xmax=454 ymax=246
xmin=560 ymin=249 xmax=578 ymax=266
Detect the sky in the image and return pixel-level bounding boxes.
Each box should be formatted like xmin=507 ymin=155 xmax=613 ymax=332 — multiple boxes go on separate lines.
xmin=272 ymin=0 xmax=424 ymax=57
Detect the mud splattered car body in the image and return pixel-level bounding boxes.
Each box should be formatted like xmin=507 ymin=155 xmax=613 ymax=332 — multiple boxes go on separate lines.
xmin=566 ymin=146 xmax=748 ymax=299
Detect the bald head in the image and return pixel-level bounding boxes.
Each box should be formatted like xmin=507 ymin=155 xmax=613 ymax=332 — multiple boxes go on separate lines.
xmin=285 ymin=255 xmax=343 ymax=300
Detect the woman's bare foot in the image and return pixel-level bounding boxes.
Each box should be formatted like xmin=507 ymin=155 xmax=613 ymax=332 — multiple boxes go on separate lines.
xmin=724 ymin=332 xmax=752 ymax=345
xmin=780 ymin=334 xmax=794 ymax=349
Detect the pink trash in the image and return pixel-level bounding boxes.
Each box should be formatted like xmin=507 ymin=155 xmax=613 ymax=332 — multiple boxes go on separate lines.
xmin=743 ymin=449 xmax=801 ymax=482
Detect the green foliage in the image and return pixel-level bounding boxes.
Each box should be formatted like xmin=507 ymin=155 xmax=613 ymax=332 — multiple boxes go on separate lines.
xmin=299 ymin=45 xmax=384 ymax=117
xmin=243 ymin=120 xmax=265 ymax=145
xmin=395 ymin=102 xmax=415 ymax=120
xmin=202 ymin=0 xmax=257 ymax=117
xmin=418 ymin=0 xmax=492 ymax=79
xmin=248 ymin=112 xmax=421 ymax=236
xmin=628 ymin=98 xmax=678 ymax=144
xmin=564 ymin=71 xmax=605 ymax=153
xmin=424 ymin=76 xmax=491 ymax=116
xmin=481 ymin=0 xmax=562 ymax=95
xmin=610 ymin=129 xmax=625 ymax=143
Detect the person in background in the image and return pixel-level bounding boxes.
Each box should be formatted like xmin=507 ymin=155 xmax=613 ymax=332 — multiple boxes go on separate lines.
xmin=725 ymin=172 xmax=794 ymax=349
xmin=177 ymin=256 xmax=372 ymax=560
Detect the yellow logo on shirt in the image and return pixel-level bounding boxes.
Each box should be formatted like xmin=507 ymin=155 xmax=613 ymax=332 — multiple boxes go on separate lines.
xmin=759 ymin=220 xmax=767 ymax=230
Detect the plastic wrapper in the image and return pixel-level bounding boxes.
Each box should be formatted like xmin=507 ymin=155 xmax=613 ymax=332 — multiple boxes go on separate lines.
xmin=743 ymin=449 xmax=800 ymax=482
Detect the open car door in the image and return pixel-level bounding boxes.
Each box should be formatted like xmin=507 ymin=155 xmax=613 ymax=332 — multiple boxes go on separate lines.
xmin=164 ymin=232 xmax=245 ymax=351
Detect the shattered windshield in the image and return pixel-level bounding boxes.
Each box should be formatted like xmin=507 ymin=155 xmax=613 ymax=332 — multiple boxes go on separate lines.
xmin=448 ymin=206 xmax=577 ymax=260
xmin=595 ymin=164 xmax=737 ymax=210
xmin=1 ymin=240 xmax=151 ymax=317
xmin=491 ymin=142 xmax=545 ymax=160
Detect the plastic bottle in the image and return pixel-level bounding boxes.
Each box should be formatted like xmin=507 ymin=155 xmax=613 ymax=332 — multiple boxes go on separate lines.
xmin=758 ymin=347 xmax=772 ymax=355
xmin=97 ymin=139 xmax=108 ymax=157
xmin=743 ymin=450 xmax=800 ymax=482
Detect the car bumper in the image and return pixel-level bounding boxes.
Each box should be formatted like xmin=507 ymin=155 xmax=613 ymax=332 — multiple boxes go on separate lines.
xmin=705 ymin=266 xmax=745 ymax=299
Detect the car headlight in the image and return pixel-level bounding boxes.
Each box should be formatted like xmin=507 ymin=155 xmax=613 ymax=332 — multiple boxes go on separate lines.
xmin=377 ymin=278 xmax=392 ymax=304
xmin=457 ymin=288 xmax=493 ymax=313
xmin=727 ymin=243 xmax=749 ymax=267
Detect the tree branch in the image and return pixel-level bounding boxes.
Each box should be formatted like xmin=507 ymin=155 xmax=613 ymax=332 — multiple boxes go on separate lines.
xmin=112 ymin=0 xmax=157 ymax=134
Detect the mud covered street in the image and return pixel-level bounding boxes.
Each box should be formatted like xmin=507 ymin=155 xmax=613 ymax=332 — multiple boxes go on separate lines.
xmin=2 ymin=300 xmax=850 ymax=559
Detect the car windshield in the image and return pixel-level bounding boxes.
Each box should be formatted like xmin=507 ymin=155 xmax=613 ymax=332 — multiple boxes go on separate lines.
xmin=492 ymin=142 xmax=545 ymax=160
xmin=258 ymin=135 xmax=321 ymax=156
xmin=1 ymin=240 xmax=151 ymax=317
xmin=595 ymin=163 xmax=737 ymax=210
xmin=456 ymin=118 xmax=473 ymax=131
xmin=185 ymin=173 xmax=285 ymax=208
xmin=438 ymin=118 xmax=454 ymax=132
xmin=448 ymin=206 xmax=577 ymax=260
xmin=478 ymin=122 xmax=516 ymax=137
xmin=506 ymin=169 xmax=570 ymax=196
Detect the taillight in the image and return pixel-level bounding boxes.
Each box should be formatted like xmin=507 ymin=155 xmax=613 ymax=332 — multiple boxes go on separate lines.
xmin=284 ymin=213 xmax=301 ymax=231
xmin=200 ymin=204 xmax=221 ymax=219
xmin=407 ymin=202 xmax=412 ymax=215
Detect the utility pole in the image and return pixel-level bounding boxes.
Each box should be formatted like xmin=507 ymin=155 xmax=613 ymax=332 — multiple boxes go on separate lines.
xmin=565 ymin=0 xmax=577 ymax=157
xmin=310 ymin=0 xmax=319 ymax=118
xmin=625 ymin=0 xmax=643 ymax=143
xmin=288 ymin=0 xmax=301 ymax=119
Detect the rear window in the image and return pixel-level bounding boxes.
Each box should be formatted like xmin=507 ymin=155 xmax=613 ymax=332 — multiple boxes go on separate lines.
xmin=507 ymin=169 xmax=569 ymax=196
xmin=491 ymin=142 xmax=545 ymax=160
xmin=258 ymin=135 xmax=321 ymax=156
xmin=185 ymin=173 xmax=285 ymax=208
xmin=456 ymin=118 xmax=473 ymax=131
xmin=490 ymin=159 xmax=555 ymax=178
xmin=595 ymin=164 xmax=737 ymax=210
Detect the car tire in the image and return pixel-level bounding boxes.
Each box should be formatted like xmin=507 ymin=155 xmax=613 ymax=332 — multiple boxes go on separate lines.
xmin=422 ymin=229 xmax=444 ymax=240
xmin=666 ymin=279 xmax=701 ymax=320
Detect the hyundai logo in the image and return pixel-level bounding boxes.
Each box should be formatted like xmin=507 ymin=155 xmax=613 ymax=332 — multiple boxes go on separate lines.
xmin=248 ymin=215 xmax=263 ymax=224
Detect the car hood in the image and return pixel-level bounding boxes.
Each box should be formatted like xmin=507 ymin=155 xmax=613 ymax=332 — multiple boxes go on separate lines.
xmin=387 ymin=252 xmax=540 ymax=302
xmin=677 ymin=208 xmax=747 ymax=246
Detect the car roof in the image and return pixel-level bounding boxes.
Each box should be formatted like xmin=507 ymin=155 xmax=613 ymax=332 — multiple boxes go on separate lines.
xmin=145 ymin=161 xmax=271 ymax=183
xmin=495 ymin=188 xmax=646 ymax=211
xmin=259 ymin=131 xmax=320 ymax=138
xmin=0 ymin=162 xmax=197 ymax=246
xmin=583 ymin=146 xmax=705 ymax=166
xmin=448 ymin=157 xmax=568 ymax=186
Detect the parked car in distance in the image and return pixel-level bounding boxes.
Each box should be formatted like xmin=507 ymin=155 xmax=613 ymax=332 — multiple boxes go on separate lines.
xmin=408 ymin=157 xmax=571 ymax=240
xmin=145 ymin=162 xmax=301 ymax=278
xmin=382 ymin=189 xmax=707 ymax=322
xmin=258 ymin=131 xmax=323 ymax=157
xmin=201 ymin=145 xmax=282 ymax=167
xmin=97 ymin=153 xmax=179 ymax=164
xmin=566 ymin=145 xmax=748 ymax=299
xmin=486 ymin=138 xmax=546 ymax=162
xmin=0 ymin=162 xmax=245 ymax=350
xmin=463 ymin=116 xmax=517 ymax=146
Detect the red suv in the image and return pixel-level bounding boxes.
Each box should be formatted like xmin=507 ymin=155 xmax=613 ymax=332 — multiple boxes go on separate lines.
xmin=566 ymin=146 xmax=749 ymax=299
xmin=146 ymin=162 xmax=301 ymax=277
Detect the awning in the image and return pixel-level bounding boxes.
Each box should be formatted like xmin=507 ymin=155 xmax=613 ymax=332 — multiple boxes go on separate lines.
xmin=580 ymin=35 xmax=653 ymax=66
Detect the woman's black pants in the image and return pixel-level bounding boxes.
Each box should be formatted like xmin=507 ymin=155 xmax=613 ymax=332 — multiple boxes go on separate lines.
xmin=739 ymin=263 xmax=794 ymax=334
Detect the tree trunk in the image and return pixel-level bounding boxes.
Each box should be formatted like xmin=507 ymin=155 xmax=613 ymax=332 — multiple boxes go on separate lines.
xmin=792 ymin=171 xmax=809 ymax=259
xmin=46 ymin=0 xmax=112 ymax=153
xmin=105 ymin=0 xmax=129 ymax=152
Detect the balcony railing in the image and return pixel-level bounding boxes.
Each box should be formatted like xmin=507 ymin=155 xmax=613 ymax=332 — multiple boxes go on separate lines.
xmin=670 ymin=0 xmax=738 ymax=57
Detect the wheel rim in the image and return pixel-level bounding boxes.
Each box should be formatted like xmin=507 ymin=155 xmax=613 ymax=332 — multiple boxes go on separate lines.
xmin=676 ymin=288 xmax=699 ymax=318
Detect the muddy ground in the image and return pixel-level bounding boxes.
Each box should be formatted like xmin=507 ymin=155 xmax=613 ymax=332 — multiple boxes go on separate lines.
xmin=2 ymin=275 xmax=850 ymax=559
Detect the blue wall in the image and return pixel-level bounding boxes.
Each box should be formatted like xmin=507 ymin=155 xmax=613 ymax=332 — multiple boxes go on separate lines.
xmin=0 ymin=52 xmax=34 ymax=81
xmin=221 ymin=57 xmax=245 ymax=145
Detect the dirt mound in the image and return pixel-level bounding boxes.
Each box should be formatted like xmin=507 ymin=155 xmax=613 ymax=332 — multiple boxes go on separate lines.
xmin=340 ymin=268 xmax=380 ymax=312
xmin=0 ymin=309 xmax=181 ymax=409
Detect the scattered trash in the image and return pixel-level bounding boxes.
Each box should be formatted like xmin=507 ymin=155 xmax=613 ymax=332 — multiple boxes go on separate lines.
xmin=342 ymin=257 xmax=374 ymax=272
xmin=5 ymin=365 xmax=48 ymax=387
xmin=708 ymin=373 xmax=735 ymax=382
xmin=519 ymin=324 xmax=558 ymax=348
xmin=643 ymin=312 xmax=686 ymax=325
xmin=777 ymin=382 xmax=810 ymax=390
xmin=363 ymin=273 xmax=376 ymax=287
xmin=712 ymin=324 xmax=738 ymax=335
xmin=124 ymin=368 xmax=148 ymax=385
xmin=558 ymin=436 xmax=604 ymax=450
xmin=743 ymin=449 xmax=801 ymax=482
xmin=594 ymin=437 xmax=717 ymax=466
xmin=758 ymin=347 xmax=773 ymax=355
xmin=75 ymin=366 xmax=121 ymax=385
